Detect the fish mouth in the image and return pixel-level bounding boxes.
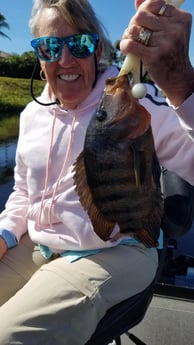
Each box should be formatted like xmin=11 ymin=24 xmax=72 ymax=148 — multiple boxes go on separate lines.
xmin=105 ymin=74 xmax=131 ymax=95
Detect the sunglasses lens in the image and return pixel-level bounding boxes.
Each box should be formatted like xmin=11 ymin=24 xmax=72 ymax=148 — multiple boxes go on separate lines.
xmin=31 ymin=37 xmax=62 ymax=62
xmin=31 ymin=33 xmax=98 ymax=62
xmin=67 ymin=33 xmax=98 ymax=58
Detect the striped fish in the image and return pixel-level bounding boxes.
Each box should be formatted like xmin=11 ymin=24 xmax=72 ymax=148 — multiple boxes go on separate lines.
xmin=73 ymin=74 xmax=163 ymax=247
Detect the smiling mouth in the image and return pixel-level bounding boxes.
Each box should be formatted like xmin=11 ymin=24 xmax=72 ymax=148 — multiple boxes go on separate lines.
xmin=59 ymin=74 xmax=79 ymax=81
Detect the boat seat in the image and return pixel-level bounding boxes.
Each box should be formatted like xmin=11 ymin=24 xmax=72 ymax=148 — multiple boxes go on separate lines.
xmin=86 ymin=278 xmax=156 ymax=345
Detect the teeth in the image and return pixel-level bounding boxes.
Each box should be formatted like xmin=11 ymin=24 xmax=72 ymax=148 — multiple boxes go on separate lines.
xmin=59 ymin=74 xmax=79 ymax=81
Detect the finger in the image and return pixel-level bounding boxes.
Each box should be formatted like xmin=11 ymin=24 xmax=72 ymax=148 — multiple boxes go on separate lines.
xmin=135 ymin=0 xmax=166 ymax=13
xmin=135 ymin=0 xmax=145 ymax=9
xmin=131 ymin=2 xmax=183 ymax=34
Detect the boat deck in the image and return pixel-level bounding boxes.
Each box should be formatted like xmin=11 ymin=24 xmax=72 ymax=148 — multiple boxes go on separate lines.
xmin=121 ymin=293 xmax=194 ymax=345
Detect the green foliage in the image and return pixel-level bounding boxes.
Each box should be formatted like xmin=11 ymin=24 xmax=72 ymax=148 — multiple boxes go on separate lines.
xmin=0 ymin=76 xmax=45 ymax=114
xmin=0 ymin=52 xmax=41 ymax=79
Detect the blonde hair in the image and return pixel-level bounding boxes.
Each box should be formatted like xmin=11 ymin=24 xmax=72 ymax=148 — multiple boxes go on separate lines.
xmin=29 ymin=0 xmax=113 ymax=67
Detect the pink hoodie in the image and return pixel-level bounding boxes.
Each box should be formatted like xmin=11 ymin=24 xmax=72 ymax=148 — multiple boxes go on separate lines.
xmin=0 ymin=66 xmax=194 ymax=252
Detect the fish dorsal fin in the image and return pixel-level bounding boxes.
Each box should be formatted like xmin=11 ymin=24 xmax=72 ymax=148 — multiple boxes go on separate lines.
xmin=73 ymin=152 xmax=115 ymax=241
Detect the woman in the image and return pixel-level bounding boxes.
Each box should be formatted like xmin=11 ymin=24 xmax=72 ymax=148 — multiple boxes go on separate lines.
xmin=0 ymin=0 xmax=193 ymax=344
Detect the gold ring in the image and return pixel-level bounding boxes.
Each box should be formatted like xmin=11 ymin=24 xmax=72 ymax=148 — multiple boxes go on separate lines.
xmin=138 ymin=28 xmax=152 ymax=46
xmin=158 ymin=3 xmax=167 ymax=16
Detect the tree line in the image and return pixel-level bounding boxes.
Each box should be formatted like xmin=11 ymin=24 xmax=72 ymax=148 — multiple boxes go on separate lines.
xmin=0 ymin=12 xmax=41 ymax=79
xmin=0 ymin=52 xmax=41 ymax=79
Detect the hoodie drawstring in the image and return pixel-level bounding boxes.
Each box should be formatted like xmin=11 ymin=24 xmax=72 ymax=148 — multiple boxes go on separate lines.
xmin=38 ymin=110 xmax=76 ymax=228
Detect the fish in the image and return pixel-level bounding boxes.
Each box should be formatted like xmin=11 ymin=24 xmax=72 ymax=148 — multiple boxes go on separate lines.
xmin=73 ymin=74 xmax=164 ymax=247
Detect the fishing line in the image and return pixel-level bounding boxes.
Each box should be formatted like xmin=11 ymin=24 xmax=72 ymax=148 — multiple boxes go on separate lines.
xmin=140 ymin=60 xmax=148 ymax=83
xmin=30 ymin=54 xmax=97 ymax=106
xmin=131 ymin=61 xmax=148 ymax=99
xmin=30 ymin=59 xmax=60 ymax=106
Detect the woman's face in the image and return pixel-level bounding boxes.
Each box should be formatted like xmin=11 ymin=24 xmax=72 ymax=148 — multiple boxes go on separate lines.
xmin=38 ymin=8 xmax=102 ymax=109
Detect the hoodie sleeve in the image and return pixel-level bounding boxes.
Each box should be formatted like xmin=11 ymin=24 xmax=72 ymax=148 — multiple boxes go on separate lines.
xmin=169 ymin=92 xmax=194 ymax=140
xmin=0 ymin=140 xmax=29 ymax=242
xmin=141 ymin=84 xmax=194 ymax=186
xmin=0 ymin=228 xmax=18 ymax=248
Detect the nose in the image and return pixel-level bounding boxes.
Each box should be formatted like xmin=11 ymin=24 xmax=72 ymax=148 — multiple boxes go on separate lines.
xmin=58 ymin=43 xmax=75 ymax=66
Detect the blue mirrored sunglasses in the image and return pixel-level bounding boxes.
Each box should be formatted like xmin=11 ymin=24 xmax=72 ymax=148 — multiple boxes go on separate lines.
xmin=31 ymin=33 xmax=99 ymax=62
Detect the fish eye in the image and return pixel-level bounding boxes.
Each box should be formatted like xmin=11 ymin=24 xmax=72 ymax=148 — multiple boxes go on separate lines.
xmin=96 ymin=108 xmax=107 ymax=121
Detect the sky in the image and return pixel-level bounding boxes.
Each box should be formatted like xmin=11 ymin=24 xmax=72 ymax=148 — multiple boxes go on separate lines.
xmin=0 ymin=0 xmax=194 ymax=64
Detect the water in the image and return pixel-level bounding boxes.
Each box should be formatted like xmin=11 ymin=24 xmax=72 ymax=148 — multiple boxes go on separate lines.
xmin=0 ymin=139 xmax=17 ymax=211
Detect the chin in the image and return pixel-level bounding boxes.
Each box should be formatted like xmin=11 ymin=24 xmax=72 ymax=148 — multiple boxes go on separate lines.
xmin=59 ymin=92 xmax=87 ymax=108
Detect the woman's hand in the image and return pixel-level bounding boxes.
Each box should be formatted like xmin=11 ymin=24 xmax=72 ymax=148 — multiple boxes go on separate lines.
xmin=0 ymin=237 xmax=8 ymax=260
xmin=120 ymin=0 xmax=194 ymax=106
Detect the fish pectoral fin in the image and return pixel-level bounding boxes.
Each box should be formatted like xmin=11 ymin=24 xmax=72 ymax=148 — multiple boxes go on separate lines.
xmin=130 ymin=146 xmax=146 ymax=187
xmin=88 ymin=206 xmax=116 ymax=241
xmin=73 ymin=152 xmax=115 ymax=241
xmin=73 ymin=151 xmax=93 ymax=211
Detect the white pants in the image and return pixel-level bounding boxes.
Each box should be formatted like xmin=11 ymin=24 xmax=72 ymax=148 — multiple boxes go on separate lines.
xmin=0 ymin=234 xmax=158 ymax=345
